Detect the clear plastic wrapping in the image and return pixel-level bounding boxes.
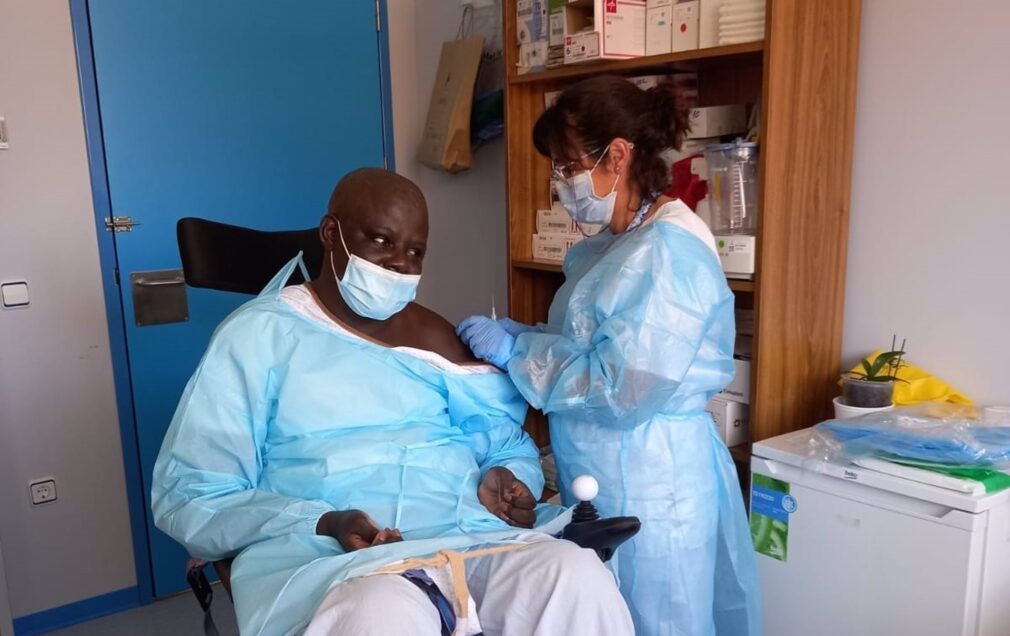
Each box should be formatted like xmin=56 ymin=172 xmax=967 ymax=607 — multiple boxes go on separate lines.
xmin=810 ymin=404 xmax=1010 ymax=470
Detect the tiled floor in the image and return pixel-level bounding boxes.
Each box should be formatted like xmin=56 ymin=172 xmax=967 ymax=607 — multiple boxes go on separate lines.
xmin=46 ymin=586 xmax=238 ymax=636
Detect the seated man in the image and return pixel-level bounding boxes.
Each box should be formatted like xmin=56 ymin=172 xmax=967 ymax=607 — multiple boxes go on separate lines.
xmin=152 ymin=168 xmax=633 ymax=636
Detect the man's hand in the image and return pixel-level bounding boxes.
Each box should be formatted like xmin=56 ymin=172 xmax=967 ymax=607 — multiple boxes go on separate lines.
xmin=478 ymin=467 xmax=536 ymax=529
xmin=316 ymin=510 xmax=402 ymax=552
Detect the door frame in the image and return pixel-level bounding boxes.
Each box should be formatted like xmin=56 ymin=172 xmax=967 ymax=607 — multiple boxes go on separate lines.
xmin=68 ymin=0 xmax=397 ymax=602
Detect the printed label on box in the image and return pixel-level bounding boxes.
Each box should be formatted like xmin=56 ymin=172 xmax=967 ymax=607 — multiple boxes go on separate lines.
xmin=751 ymin=473 xmax=793 ymax=562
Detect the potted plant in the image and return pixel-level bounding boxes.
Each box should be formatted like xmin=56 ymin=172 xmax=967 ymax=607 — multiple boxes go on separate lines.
xmin=834 ymin=338 xmax=906 ymax=419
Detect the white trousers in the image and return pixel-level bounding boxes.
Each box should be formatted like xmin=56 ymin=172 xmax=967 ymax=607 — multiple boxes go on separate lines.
xmin=303 ymin=538 xmax=634 ymax=636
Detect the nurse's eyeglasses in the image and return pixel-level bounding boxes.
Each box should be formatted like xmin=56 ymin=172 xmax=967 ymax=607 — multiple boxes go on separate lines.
xmin=551 ymin=147 xmax=603 ymax=180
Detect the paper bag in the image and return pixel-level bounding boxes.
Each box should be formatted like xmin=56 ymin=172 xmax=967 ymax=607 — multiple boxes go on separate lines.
xmin=418 ymin=36 xmax=485 ymax=173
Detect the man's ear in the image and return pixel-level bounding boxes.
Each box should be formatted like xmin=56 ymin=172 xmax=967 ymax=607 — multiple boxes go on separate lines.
xmin=319 ymin=214 xmax=338 ymax=250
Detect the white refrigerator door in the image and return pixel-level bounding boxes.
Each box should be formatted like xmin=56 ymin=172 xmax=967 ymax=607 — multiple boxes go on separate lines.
xmin=755 ymin=460 xmax=984 ymax=636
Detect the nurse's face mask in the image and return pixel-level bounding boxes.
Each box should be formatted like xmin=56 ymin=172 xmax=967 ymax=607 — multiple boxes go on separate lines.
xmin=330 ymin=219 xmax=421 ymax=320
xmin=551 ymin=143 xmax=624 ymax=226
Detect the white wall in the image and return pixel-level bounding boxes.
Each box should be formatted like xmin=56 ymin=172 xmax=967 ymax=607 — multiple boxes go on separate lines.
xmin=844 ymin=0 xmax=1010 ymax=406
xmin=387 ymin=0 xmax=509 ymax=324
xmin=0 ymin=0 xmax=136 ymax=618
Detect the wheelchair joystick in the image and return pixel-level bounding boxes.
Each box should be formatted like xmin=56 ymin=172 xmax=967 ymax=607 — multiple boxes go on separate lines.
xmin=562 ymin=474 xmax=640 ymax=562
xmin=571 ymin=475 xmax=600 ymax=523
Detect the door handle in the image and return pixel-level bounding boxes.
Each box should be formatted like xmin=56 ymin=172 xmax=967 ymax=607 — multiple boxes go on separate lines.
xmin=134 ymin=277 xmax=185 ymax=287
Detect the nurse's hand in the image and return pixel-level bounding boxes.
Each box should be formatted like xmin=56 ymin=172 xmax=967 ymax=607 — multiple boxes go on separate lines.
xmin=498 ymin=317 xmax=538 ymax=337
xmin=316 ymin=510 xmax=403 ymax=552
xmin=478 ymin=467 xmax=537 ymax=529
xmin=455 ymin=316 xmax=516 ymax=369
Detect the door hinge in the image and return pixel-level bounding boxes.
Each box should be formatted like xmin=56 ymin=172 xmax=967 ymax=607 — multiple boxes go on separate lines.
xmin=375 ymin=0 xmax=381 ymax=31
xmin=104 ymin=216 xmax=139 ymax=232
xmin=114 ymin=267 xmax=121 ymax=286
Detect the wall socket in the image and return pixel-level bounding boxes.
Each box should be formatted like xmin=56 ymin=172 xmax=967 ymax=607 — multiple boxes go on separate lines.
xmin=29 ymin=478 xmax=57 ymax=506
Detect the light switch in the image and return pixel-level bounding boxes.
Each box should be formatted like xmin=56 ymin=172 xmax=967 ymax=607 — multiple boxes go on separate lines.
xmin=1 ymin=281 xmax=29 ymax=308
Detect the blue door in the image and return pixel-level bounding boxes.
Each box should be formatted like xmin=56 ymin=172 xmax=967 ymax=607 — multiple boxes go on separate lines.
xmin=85 ymin=0 xmax=390 ymax=597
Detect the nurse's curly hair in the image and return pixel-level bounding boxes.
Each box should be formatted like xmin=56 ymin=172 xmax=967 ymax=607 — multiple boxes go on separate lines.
xmin=533 ymin=75 xmax=690 ymax=198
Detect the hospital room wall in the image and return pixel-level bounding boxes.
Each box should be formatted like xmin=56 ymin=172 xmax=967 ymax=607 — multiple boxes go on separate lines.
xmin=843 ymin=0 xmax=1010 ymax=406
xmin=0 ymin=0 xmax=138 ymax=620
xmin=386 ymin=0 xmax=509 ymax=324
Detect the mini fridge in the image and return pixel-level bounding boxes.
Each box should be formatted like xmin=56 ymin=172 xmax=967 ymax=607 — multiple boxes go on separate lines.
xmin=752 ymin=429 xmax=1010 ymax=636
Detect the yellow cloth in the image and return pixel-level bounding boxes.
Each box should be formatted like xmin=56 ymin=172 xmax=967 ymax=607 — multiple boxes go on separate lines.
xmin=849 ymin=351 xmax=973 ymax=406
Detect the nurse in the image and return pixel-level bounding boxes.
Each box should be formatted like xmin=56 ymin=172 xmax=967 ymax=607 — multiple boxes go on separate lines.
xmin=457 ymin=76 xmax=761 ymax=635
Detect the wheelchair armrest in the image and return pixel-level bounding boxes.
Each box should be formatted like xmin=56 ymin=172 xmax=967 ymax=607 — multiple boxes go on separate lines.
xmin=561 ymin=516 xmax=641 ymax=562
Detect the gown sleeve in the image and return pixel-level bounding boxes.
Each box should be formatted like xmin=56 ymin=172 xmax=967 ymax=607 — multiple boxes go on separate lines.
xmin=151 ymin=307 xmax=334 ymax=561
xmin=507 ymin=224 xmax=734 ymax=430
xmin=447 ymin=370 xmax=545 ymax=498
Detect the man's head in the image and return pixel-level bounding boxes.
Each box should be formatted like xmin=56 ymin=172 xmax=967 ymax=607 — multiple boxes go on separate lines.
xmin=320 ymin=168 xmax=429 ymax=278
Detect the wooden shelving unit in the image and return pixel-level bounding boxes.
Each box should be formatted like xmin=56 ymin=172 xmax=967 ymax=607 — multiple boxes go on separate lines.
xmin=503 ymin=1 xmax=862 ymax=455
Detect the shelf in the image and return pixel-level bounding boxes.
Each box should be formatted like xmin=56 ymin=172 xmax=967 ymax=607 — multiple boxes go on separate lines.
xmin=508 ymin=41 xmax=764 ymax=85
xmin=516 ymin=260 xmax=756 ymax=292
xmin=513 ymin=259 xmax=563 ymax=273
xmin=728 ymin=279 xmax=755 ymax=293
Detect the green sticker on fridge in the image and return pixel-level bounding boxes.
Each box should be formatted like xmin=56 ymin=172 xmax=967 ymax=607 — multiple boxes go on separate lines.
xmin=750 ymin=473 xmax=795 ymax=562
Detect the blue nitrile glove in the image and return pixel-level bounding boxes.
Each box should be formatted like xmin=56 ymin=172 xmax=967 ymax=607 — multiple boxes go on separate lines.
xmin=498 ymin=317 xmax=539 ymax=338
xmin=456 ymin=316 xmax=516 ymax=369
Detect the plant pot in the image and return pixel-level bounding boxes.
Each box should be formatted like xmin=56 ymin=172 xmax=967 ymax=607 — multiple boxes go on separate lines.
xmin=841 ymin=378 xmax=895 ymax=408
xmin=833 ymin=396 xmax=894 ymax=420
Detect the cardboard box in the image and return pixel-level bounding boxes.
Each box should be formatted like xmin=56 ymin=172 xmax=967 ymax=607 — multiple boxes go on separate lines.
xmin=715 ymin=234 xmax=756 ymax=277
xmin=545 ymin=89 xmax=562 ymax=108
xmin=564 ymin=0 xmax=647 ymax=64
xmin=532 ymin=232 xmax=583 ymax=261
xmin=717 ymin=357 xmax=751 ymax=404
xmin=549 ymin=1 xmax=592 ymax=46
xmin=646 ymin=0 xmax=674 ymax=56
xmin=517 ymin=0 xmax=550 ymax=44
xmin=687 ymin=104 xmax=747 ymax=138
xmin=537 ymin=207 xmax=604 ymax=235
xmin=707 ymin=395 xmax=749 ymax=447
xmin=518 ymin=40 xmax=549 ymax=75
xmin=671 ymin=1 xmax=700 ymax=52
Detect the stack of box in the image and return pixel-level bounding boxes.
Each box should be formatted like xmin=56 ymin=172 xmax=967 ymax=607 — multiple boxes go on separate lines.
xmin=707 ymin=308 xmax=752 ymax=446
xmin=532 ymin=205 xmax=603 ymax=262
xmin=554 ymin=0 xmax=646 ymax=65
xmin=517 ymin=0 xmax=550 ymax=75
xmin=647 ymin=0 xmax=700 ymax=55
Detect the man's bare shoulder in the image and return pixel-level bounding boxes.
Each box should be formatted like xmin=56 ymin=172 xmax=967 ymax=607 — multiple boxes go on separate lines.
xmin=400 ymin=303 xmax=479 ymax=364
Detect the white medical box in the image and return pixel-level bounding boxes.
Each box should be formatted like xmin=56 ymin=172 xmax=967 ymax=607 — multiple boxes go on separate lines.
xmin=714 ymin=234 xmax=755 ymax=277
xmin=707 ymin=395 xmax=749 ymax=446
xmin=687 ymin=104 xmax=747 ymax=138
xmin=671 ymin=1 xmax=700 ymax=52
xmin=536 ymin=207 xmax=603 ymax=235
xmin=549 ymin=1 xmax=587 ymax=47
xmin=563 ymin=0 xmax=647 ymax=64
xmin=646 ymin=0 xmax=674 ymax=55
xmin=532 ymin=232 xmax=582 ymax=261
xmin=717 ymin=357 xmax=751 ymax=404
xmin=517 ymin=0 xmax=550 ymax=44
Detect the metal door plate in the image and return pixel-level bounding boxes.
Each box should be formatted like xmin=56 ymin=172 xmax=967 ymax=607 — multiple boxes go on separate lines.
xmin=131 ymin=269 xmax=189 ymax=327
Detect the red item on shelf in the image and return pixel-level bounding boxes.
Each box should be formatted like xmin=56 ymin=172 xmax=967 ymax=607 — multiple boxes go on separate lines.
xmin=665 ymin=154 xmax=707 ymax=211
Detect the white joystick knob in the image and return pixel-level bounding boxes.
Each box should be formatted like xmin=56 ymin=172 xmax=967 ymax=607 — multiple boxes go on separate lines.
xmin=572 ymin=475 xmax=599 ymax=502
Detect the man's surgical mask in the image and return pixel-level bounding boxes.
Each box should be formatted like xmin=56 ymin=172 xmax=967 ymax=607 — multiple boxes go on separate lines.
xmin=331 ymin=220 xmax=420 ymax=320
xmin=551 ymin=145 xmax=621 ymax=226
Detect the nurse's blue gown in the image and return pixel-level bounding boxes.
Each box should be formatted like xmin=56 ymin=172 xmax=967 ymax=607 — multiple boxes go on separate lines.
xmin=507 ymin=201 xmax=762 ymax=635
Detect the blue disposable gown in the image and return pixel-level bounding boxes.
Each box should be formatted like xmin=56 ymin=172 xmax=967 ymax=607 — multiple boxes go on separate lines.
xmin=152 ymin=257 xmax=565 ymax=636
xmin=507 ymin=201 xmax=761 ymax=635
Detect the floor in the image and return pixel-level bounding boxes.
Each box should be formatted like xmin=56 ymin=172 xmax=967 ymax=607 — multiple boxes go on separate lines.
xmin=47 ymin=586 xmax=238 ymax=636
